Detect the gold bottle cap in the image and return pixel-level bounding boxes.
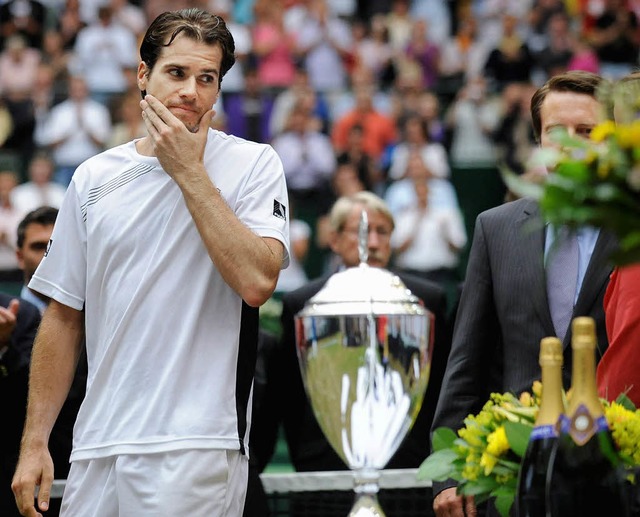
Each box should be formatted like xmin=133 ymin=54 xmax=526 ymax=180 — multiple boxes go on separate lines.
xmin=539 ymin=336 xmax=563 ymax=365
xmin=571 ymin=316 xmax=596 ymax=349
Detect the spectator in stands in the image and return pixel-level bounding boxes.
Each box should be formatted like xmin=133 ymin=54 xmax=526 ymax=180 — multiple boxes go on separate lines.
xmin=336 ymin=123 xmax=381 ymax=194
xmin=251 ymin=0 xmax=297 ymax=95
xmin=0 ymin=34 xmax=41 ymax=104
xmin=56 ymin=0 xmax=87 ymax=51
xmin=217 ymin=2 xmax=253 ymax=134
xmin=492 ymin=81 xmax=538 ymax=175
xmin=586 ymin=0 xmax=640 ymax=80
xmin=388 ymin=113 xmax=449 ymax=182
xmin=269 ymin=66 xmax=331 ymax=138
xmin=315 ymin=161 xmax=367 ymax=273
xmin=390 ymin=178 xmax=467 ymax=290
xmin=532 ymin=11 xmax=574 ymax=81
xmin=294 ymin=0 xmax=353 ymax=99
xmin=329 ymin=63 xmax=393 ymax=126
xmin=483 ymin=13 xmax=535 ymax=92
xmin=106 ymin=89 xmax=147 ymax=149
xmin=40 ymin=29 xmax=72 ymax=105
xmin=444 ymin=75 xmax=501 ymax=171
xmin=0 ymin=0 xmax=47 ymax=50
xmin=331 ymin=84 xmax=397 ymax=163
xmin=403 ymin=18 xmax=440 ymax=91
xmin=411 ymin=0 xmax=451 ymax=46
xmin=0 ymin=170 xmax=22 ymax=281
xmin=385 ymin=148 xmax=461 ymax=218
xmin=72 ymin=5 xmax=139 ymax=107
xmin=108 ymin=0 xmax=147 ymax=38
xmin=0 ymin=34 xmax=40 ymax=176
xmin=384 ymin=0 xmax=413 ymax=53
xmin=351 ymin=15 xmax=396 ymax=91
xmin=11 ymin=151 xmax=66 ymax=213
xmin=34 ymin=73 xmax=112 ymax=186
xmin=437 ymin=15 xmax=487 ymax=103
xmin=415 ymin=90 xmax=446 ymax=146
xmin=526 ymin=0 xmax=569 ymax=54
xmin=272 ymin=100 xmax=336 ymax=212
xmin=225 ymin=65 xmax=275 ymax=142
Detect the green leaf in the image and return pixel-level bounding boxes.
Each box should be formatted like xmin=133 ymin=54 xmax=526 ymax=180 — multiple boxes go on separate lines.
xmin=459 ymin=476 xmax=499 ymax=496
xmin=431 ymin=427 xmax=458 ymax=451
xmin=494 ymin=492 xmax=515 ymax=517
xmin=615 ymin=392 xmax=638 ymax=411
xmin=504 ymin=421 xmax=533 ymax=458
xmin=417 ymin=449 xmax=459 ymax=481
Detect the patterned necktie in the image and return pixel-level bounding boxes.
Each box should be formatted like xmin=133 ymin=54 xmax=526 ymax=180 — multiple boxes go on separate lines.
xmin=546 ymin=226 xmax=579 ymax=342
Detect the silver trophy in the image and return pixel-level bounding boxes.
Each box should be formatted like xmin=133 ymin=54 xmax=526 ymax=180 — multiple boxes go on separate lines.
xmin=295 ymin=211 xmax=433 ymax=516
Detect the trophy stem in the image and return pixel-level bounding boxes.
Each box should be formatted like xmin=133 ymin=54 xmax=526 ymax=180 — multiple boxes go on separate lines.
xmin=348 ymin=468 xmax=386 ymax=517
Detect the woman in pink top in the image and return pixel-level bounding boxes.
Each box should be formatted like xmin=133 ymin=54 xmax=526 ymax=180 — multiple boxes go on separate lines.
xmin=252 ymin=0 xmax=297 ymax=92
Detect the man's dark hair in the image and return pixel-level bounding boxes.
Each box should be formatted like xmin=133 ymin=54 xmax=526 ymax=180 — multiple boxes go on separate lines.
xmin=17 ymin=206 xmax=58 ymax=248
xmin=530 ymin=71 xmax=604 ymax=143
xmin=139 ymin=8 xmax=236 ymax=92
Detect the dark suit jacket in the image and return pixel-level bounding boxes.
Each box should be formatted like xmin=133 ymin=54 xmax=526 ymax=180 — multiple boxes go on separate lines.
xmin=431 ymin=198 xmax=617 ymax=500
xmin=0 ymin=293 xmax=40 ymax=517
xmin=267 ymin=270 xmax=453 ymax=472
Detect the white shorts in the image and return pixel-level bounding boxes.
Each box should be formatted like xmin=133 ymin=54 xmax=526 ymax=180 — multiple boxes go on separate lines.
xmin=60 ymin=449 xmax=248 ymax=517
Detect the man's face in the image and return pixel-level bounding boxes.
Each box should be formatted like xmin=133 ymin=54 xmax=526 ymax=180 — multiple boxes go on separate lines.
xmin=17 ymin=223 xmax=54 ymax=284
xmin=330 ymin=206 xmax=393 ymax=268
xmin=137 ymin=34 xmax=222 ymax=132
xmin=539 ymin=91 xmax=601 ymax=149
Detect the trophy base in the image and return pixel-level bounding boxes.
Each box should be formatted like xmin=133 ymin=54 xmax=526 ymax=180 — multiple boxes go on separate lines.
xmin=348 ymin=494 xmax=386 ymax=517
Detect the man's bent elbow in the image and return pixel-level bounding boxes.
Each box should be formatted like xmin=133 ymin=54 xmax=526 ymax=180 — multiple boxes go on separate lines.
xmin=241 ymin=274 xmax=278 ymax=307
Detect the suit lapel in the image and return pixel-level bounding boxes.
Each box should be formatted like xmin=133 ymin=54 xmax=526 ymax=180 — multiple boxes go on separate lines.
xmin=517 ymin=200 xmax=556 ymax=337
xmin=573 ymin=230 xmax=616 ymax=318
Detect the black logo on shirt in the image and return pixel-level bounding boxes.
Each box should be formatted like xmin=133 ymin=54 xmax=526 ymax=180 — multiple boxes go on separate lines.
xmin=273 ymin=200 xmax=286 ymax=220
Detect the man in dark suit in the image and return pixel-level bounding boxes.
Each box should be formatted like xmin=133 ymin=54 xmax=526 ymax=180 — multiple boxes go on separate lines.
xmin=10 ymin=207 xmax=86 ymax=517
xmin=431 ymin=71 xmax=618 ymax=516
xmin=260 ymin=191 xmax=452 ymax=475
xmin=0 ymin=293 xmax=40 ymax=516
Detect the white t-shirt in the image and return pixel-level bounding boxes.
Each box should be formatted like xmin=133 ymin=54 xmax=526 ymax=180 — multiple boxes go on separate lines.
xmin=391 ymin=205 xmax=467 ymax=271
xmin=30 ymin=130 xmax=290 ymax=461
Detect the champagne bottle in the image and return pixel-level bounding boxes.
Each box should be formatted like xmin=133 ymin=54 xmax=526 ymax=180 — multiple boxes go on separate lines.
xmin=516 ymin=337 xmax=564 ymax=517
xmin=546 ymin=317 xmax=625 ymax=517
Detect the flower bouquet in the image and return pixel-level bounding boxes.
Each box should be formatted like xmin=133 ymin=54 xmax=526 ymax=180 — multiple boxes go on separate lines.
xmin=417 ymin=384 xmax=640 ymax=517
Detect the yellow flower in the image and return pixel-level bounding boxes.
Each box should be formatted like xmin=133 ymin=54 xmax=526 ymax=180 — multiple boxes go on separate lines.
xmin=604 ymin=402 xmax=640 ymax=465
xmin=481 ymin=426 xmax=513 ymax=476
xmin=616 ymin=120 xmax=640 ymax=148
xmin=459 ymin=423 xmax=485 ymax=449
xmin=480 ymin=451 xmax=498 ymax=475
xmin=486 ymin=426 xmax=510 ymax=457
xmin=462 ymin=461 xmax=482 ymax=481
xmin=590 ymin=120 xmax=616 ymax=142
xmin=519 ymin=391 xmax=533 ymax=407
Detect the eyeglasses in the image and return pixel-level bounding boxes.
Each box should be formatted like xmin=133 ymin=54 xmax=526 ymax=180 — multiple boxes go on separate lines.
xmin=341 ymin=226 xmax=392 ymax=239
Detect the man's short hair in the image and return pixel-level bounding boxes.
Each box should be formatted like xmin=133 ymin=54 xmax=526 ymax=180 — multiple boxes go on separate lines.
xmin=17 ymin=206 xmax=58 ymax=248
xmin=329 ymin=191 xmax=395 ymax=233
xmin=530 ymin=71 xmax=604 ymax=143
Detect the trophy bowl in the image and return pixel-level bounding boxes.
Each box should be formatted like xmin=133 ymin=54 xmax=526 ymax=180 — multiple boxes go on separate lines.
xmin=295 ymin=264 xmax=433 ymax=516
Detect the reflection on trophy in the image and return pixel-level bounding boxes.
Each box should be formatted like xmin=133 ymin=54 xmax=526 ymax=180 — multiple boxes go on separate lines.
xmin=295 ymin=211 xmax=433 ymax=516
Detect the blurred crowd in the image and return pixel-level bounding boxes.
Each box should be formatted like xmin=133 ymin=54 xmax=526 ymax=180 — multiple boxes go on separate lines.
xmin=1 ymin=0 xmax=639 ymax=298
